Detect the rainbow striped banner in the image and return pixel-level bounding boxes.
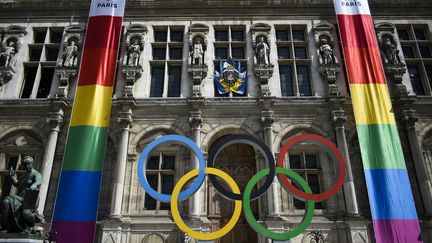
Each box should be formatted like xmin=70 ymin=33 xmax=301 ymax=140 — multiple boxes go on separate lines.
xmin=333 ymin=0 xmax=422 ymax=242
xmin=51 ymin=1 xmax=125 ymax=242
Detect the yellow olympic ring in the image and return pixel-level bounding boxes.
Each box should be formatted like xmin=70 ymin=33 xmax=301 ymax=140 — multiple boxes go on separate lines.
xmin=170 ymin=168 xmax=242 ymax=240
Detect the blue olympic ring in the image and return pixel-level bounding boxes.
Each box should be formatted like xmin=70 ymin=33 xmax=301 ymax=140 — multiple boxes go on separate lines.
xmin=137 ymin=135 xmax=206 ymax=202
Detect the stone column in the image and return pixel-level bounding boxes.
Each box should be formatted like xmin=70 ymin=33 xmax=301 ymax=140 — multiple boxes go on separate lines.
xmin=38 ymin=109 xmax=64 ymax=215
xmin=110 ymin=108 xmax=133 ymax=218
xmin=333 ymin=110 xmax=359 ymax=216
xmin=403 ymin=109 xmax=432 ymax=215
xmin=261 ymin=111 xmax=280 ymax=217
xmin=189 ymin=110 xmax=203 ymax=218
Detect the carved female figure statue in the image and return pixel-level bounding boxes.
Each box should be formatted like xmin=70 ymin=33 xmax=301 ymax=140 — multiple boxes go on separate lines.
xmin=381 ymin=36 xmax=400 ymax=64
xmin=319 ymin=38 xmax=335 ymax=65
xmin=62 ymin=41 xmax=79 ymax=67
xmin=191 ymin=37 xmax=204 ymax=66
xmin=127 ymin=40 xmax=141 ymax=66
xmin=255 ymin=36 xmax=270 ymax=65
xmin=0 ymin=42 xmax=16 ymax=67
xmin=1 ymin=156 xmax=42 ymax=233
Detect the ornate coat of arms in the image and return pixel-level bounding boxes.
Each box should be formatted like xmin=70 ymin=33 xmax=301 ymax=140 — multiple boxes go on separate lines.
xmin=214 ymin=59 xmax=248 ymax=95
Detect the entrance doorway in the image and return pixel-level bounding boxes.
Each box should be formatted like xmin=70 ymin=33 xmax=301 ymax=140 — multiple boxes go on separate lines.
xmin=207 ymin=142 xmax=259 ymax=243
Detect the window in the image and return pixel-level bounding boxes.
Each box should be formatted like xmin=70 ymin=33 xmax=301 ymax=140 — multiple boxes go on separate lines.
xmin=287 ymin=153 xmax=323 ymax=209
xmin=21 ymin=27 xmax=63 ymax=98
xmin=276 ymin=25 xmax=312 ymax=96
xmin=397 ymin=25 xmax=432 ymax=95
xmin=150 ymin=26 xmax=184 ymax=97
xmin=144 ymin=154 xmax=175 ymax=211
xmin=213 ymin=25 xmax=247 ymax=97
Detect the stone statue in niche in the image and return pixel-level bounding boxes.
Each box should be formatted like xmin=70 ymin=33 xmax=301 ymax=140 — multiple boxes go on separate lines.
xmin=61 ymin=40 xmax=79 ymax=67
xmin=127 ymin=39 xmax=142 ymax=66
xmin=380 ymin=35 xmax=400 ymax=64
xmin=0 ymin=156 xmax=43 ymax=233
xmin=0 ymin=41 xmax=16 ymax=67
xmin=255 ymin=35 xmax=270 ymax=65
xmin=191 ymin=36 xmax=205 ymax=66
xmin=319 ymin=38 xmax=336 ymax=65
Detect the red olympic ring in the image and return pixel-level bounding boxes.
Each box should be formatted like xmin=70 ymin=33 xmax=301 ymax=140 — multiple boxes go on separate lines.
xmin=277 ymin=134 xmax=346 ymax=201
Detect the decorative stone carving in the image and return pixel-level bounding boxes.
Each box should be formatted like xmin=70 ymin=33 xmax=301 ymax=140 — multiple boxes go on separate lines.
xmin=56 ymin=25 xmax=85 ymax=98
xmin=375 ymin=22 xmax=408 ymax=97
xmin=0 ymin=25 xmax=26 ymax=87
xmin=188 ymin=23 xmax=209 ymax=97
xmin=251 ymin=23 xmax=274 ymax=97
xmin=121 ymin=24 xmax=147 ymax=98
xmin=313 ymin=23 xmax=342 ymax=97
xmin=308 ymin=230 xmax=326 ymax=243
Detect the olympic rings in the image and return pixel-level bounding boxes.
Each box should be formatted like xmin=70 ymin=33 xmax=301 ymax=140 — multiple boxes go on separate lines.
xmin=137 ymin=135 xmax=206 ymax=202
xmin=171 ymin=168 xmax=242 ymax=241
xmin=277 ymin=134 xmax=346 ymax=201
xmin=243 ymin=168 xmax=314 ymax=240
xmin=207 ymin=134 xmax=276 ymax=201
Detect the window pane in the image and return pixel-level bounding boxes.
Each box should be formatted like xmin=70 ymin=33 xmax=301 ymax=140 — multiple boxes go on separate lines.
xmin=402 ymin=46 xmax=415 ymax=58
xmin=162 ymin=156 xmax=175 ymax=170
xmin=397 ymin=29 xmax=410 ymax=40
xmin=37 ymin=67 xmax=54 ymax=98
xmin=407 ymin=65 xmax=425 ymax=95
xmin=50 ymin=30 xmax=63 ymax=43
xmin=34 ymin=30 xmax=47 ymax=43
xmin=232 ymin=47 xmax=244 ymax=59
xmin=414 ymin=28 xmax=427 ymax=40
xmin=305 ymin=155 xmax=317 ymax=169
xmin=294 ymin=47 xmax=307 ymax=59
xmin=297 ymin=65 xmax=312 ymax=96
xmin=425 ymin=65 xmax=432 ymax=84
xmin=279 ymin=65 xmax=294 ymax=96
xmin=167 ymin=66 xmax=181 ymax=97
xmin=307 ymin=174 xmax=323 ymax=209
xmin=289 ymin=155 xmax=301 ymax=169
xmin=154 ymin=30 xmax=167 ymax=42
xmin=144 ymin=175 xmax=158 ymax=210
xmin=170 ymin=30 xmax=183 ymax=42
xmin=292 ymin=180 xmax=305 ymax=209
xmin=292 ymin=29 xmax=305 ymax=41
xmin=215 ymin=30 xmax=228 ymax=41
xmin=276 ymin=30 xmax=289 ymax=41
xmin=419 ymin=46 xmax=431 ymax=58
xmin=46 ymin=47 xmax=59 ymax=61
xmin=231 ymin=30 xmax=244 ymax=41
xmin=21 ymin=67 xmax=38 ymax=98
xmin=169 ymin=47 xmax=182 ymax=60
xmin=277 ymin=47 xmax=290 ymax=59
xmin=147 ymin=156 xmax=160 ymax=170
xmin=215 ymin=47 xmax=228 ymax=59
xmin=150 ymin=67 xmax=164 ymax=97
xmin=153 ymin=47 xmax=166 ymax=60
xmin=30 ymin=48 xmax=42 ymax=61
xmin=160 ymin=175 xmax=174 ymax=210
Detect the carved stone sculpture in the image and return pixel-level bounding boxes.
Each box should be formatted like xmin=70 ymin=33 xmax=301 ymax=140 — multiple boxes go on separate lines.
xmin=380 ymin=36 xmax=400 ymax=64
xmin=127 ymin=40 xmax=141 ymax=66
xmin=191 ymin=36 xmax=205 ymax=66
xmin=0 ymin=156 xmax=43 ymax=233
xmin=60 ymin=41 xmax=79 ymax=67
xmin=0 ymin=42 xmax=16 ymax=68
xmin=319 ymin=38 xmax=337 ymax=65
xmin=255 ymin=35 xmax=270 ymax=66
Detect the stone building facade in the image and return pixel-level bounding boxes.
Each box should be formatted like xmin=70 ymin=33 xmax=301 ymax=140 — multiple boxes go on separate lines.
xmin=0 ymin=0 xmax=432 ymax=242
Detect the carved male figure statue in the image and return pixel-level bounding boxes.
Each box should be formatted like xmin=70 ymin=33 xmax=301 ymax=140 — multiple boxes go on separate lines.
xmin=61 ymin=41 xmax=78 ymax=67
xmin=255 ymin=36 xmax=270 ymax=65
xmin=127 ymin=40 xmax=141 ymax=66
xmin=1 ymin=156 xmax=42 ymax=233
xmin=319 ymin=38 xmax=336 ymax=65
xmin=0 ymin=42 xmax=16 ymax=67
xmin=382 ymin=36 xmax=400 ymax=64
xmin=192 ymin=37 xmax=204 ymax=66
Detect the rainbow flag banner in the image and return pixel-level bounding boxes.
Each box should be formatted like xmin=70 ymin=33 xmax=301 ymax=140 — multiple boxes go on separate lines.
xmin=333 ymin=0 xmax=422 ymax=242
xmin=51 ymin=1 xmax=125 ymax=242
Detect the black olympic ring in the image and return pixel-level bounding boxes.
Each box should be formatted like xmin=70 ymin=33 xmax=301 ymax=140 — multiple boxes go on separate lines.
xmin=207 ymin=134 xmax=276 ymax=201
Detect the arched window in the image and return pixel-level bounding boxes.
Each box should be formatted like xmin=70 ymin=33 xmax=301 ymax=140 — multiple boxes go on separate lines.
xmin=143 ymin=233 xmax=165 ymax=243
